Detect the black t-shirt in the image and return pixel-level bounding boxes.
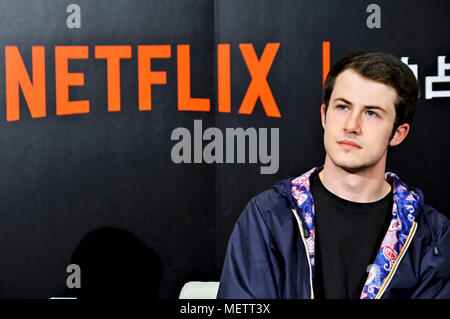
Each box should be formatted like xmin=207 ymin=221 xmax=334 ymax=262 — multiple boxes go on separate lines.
xmin=310 ymin=172 xmax=392 ymax=299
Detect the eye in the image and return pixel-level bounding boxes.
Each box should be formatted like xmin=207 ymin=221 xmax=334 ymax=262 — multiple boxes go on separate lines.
xmin=336 ymin=104 xmax=348 ymax=110
xmin=366 ymin=110 xmax=378 ymax=117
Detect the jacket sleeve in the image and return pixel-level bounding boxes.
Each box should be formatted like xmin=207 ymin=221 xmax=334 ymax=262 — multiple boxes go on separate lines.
xmin=412 ymin=212 xmax=450 ymax=299
xmin=217 ymin=197 xmax=283 ymax=299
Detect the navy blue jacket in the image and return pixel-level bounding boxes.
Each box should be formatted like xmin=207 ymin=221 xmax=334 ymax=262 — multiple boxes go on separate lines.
xmin=217 ymin=167 xmax=450 ymax=299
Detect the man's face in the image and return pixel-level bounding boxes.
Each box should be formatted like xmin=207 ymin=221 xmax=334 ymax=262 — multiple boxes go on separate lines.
xmin=321 ymin=69 xmax=407 ymax=173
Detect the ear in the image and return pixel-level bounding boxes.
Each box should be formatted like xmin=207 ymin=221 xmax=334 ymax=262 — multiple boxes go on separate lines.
xmin=320 ymin=104 xmax=327 ymax=130
xmin=389 ymin=123 xmax=410 ymax=147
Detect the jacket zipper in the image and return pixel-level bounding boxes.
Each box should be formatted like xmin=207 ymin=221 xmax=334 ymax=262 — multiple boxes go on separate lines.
xmin=291 ymin=208 xmax=314 ymax=299
xmin=374 ymin=221 xmax=418 ymax=299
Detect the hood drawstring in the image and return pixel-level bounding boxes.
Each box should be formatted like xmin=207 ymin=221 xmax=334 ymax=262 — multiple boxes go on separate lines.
xmin=423 ymin=209 xmax=440 ymax=256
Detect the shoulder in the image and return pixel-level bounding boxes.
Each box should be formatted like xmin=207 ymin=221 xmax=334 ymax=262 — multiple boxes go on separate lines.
xmin=253 ymin=188 xmax=289 ymax=212
xmin=417 ymin=203 xmax=449 ymax=239
xmin=236 ymin=179 xmax=297 ymax=233
xmin=412 ymin=202 xmax=450 ymax=265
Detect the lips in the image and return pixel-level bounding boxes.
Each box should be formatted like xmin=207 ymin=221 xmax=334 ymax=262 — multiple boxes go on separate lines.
xmin=337 ymin=140 xmax=362 ymax=149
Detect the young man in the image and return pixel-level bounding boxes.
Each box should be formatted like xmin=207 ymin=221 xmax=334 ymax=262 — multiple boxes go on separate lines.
xmin=217 ymin=51 xmax=449 ymax=299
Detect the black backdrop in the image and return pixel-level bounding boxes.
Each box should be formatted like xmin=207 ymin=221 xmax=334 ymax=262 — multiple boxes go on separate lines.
xmin=0 ymin=0 xmax=448 ymax=299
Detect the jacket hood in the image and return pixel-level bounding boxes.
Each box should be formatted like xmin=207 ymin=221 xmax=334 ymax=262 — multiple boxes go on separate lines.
xmin=273 ymin=167 xmax=425 ymax=216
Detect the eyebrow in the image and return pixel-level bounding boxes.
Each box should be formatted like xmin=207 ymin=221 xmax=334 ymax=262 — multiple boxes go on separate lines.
xmin=333 ymin=98 xmax=387 ymax=113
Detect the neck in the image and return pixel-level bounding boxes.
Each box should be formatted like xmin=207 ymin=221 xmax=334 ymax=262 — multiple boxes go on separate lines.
xmin=319 ymin=154 xmax=392 ymax=203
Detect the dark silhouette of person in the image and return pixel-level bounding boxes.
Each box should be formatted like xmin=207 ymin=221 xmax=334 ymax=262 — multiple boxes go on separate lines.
xmin=64 ymin=227 xmax=163 ymax=300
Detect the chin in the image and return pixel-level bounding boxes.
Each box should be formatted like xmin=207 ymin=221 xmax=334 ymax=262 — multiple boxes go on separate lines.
xmin=330 ymin=155 xmax=373 ymax=173
xmin=325 ymin=144 xmax=387 ymax=174
xmin=338 ymin=164 xmax=369 ymax=174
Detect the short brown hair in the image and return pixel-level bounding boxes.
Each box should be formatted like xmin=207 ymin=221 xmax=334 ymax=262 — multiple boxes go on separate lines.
xmin=323 ymin=51 xmax=419 ymax=131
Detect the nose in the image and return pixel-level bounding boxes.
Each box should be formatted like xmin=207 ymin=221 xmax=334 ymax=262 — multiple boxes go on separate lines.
xmin=343 ymin=111 xmax=361 ymax=135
